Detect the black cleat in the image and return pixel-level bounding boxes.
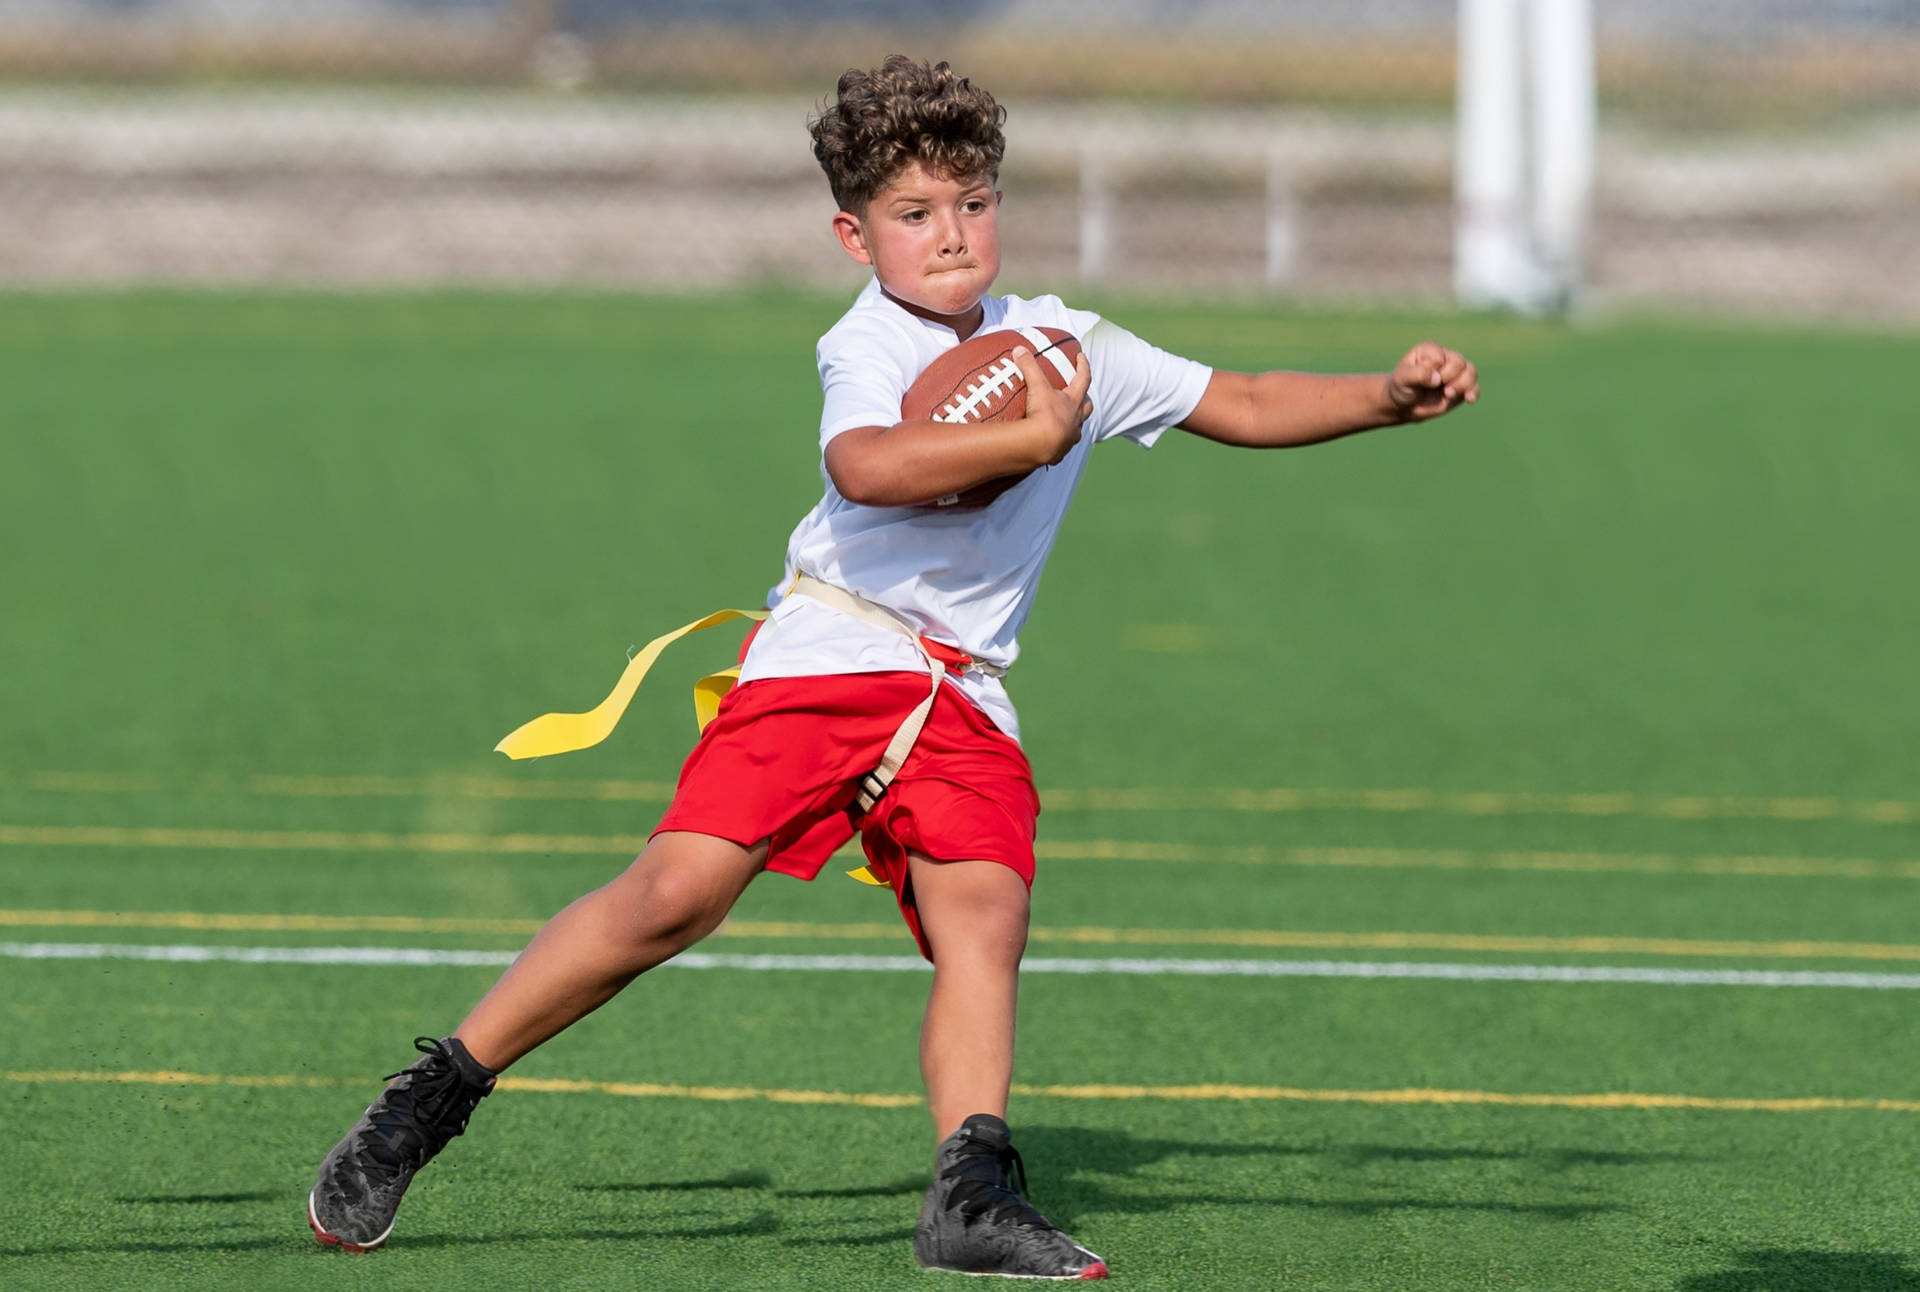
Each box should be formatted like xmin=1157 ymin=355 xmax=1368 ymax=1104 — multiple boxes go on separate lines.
xmin=308 ymin=1035 xmax=496 ymax=1252
xmin=914 ymin=1113 xmax=1108 ymax=1280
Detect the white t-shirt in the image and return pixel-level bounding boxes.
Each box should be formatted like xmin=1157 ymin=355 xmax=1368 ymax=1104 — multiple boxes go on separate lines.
xmin=737 ymin=279 xmax=1213 ymax=742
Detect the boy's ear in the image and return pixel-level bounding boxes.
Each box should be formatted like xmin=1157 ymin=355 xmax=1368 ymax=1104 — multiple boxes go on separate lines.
xmin=831 ymin=210 xmax=873 ymax=266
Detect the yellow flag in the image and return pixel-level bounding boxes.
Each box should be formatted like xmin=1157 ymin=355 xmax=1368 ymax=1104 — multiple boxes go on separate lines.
xmin=494 ymin=609 xmax=766 ymax=761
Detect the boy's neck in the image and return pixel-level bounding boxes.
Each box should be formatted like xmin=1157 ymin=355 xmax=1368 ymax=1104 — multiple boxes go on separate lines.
xmin=880 ymin=286 xmax=986 ymax=341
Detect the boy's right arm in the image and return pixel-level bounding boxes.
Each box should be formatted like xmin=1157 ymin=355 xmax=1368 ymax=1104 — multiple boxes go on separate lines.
xmin=1178 ymin=341 xmax=1478 ymax=449
xmin=824 ymin=349 xmax=1092 ymax=508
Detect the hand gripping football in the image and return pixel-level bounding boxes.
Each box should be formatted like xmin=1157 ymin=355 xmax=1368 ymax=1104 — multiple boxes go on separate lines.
xmin=900 ymin=326 xmax=1084 ymax=509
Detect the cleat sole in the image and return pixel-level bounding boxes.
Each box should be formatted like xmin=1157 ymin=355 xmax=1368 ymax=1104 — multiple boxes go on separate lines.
xmin=308 ymin=1188 xmax=392 ymax=1254
xmin=918 ymin=1259 xmax=1110 ymax=1280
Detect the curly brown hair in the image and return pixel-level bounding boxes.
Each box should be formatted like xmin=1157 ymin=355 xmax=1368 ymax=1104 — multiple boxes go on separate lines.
xmin=808 ymin=55 xmax=1007 ymax=214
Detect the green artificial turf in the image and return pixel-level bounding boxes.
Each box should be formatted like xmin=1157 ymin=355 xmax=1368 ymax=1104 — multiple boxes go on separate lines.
xmin=1 ymin=293 xmax=1916 ymax=1290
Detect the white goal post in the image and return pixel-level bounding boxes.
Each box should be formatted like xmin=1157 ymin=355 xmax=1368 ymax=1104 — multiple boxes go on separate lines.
xmin=1455 ymin=0 xmax=1594 ymax=312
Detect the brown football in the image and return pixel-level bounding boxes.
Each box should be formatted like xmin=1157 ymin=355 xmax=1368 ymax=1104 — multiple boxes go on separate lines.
xmin=900 ymin=326 xmax=1083 ymax=510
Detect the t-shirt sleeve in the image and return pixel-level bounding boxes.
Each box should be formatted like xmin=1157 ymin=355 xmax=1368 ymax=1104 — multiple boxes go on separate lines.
xmin=1082 ymin=317 xmax=1214 ymax=449
xmin=817 ymin=324 xmax=914 ymax=449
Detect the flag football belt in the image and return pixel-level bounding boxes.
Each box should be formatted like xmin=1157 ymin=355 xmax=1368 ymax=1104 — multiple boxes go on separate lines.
xmin=493 ymin=575 xmax=1005 ymax=882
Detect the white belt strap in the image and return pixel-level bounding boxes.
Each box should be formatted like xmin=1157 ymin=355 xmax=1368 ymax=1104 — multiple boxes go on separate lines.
xmin=787 ymin=574 xmax=1001 ymax=814
xmin=490 ymin=574 xmax=1003 ymax=829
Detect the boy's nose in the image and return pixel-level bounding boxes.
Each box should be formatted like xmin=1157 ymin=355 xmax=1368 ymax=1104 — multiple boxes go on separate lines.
xmin=934 ymin=215 xmax=966 ymax=255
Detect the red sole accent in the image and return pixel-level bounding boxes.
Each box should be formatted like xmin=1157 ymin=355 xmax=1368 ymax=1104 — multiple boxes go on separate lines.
xmin=307 ymin=1201 xmax=380 ymax=1254
xmin=1077 ymin=1263 xmax=1110 ymax=1280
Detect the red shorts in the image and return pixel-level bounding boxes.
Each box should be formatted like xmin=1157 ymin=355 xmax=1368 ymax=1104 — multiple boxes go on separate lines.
xmin=653 ymin=670 xmax=1040 ymax=959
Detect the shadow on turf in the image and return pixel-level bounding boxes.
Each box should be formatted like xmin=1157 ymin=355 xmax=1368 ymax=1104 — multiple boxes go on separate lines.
xmin=1 ymin=1237 xmax=307 ymax=1258
xmin=574 ymin=1170 xmax=772 ymax=1193
xmin=406 ymin=1213 xmax=784 ymax=1247
xmin=1019 ymin=1124 xmax=1693 ymax=1174
xmin=1262 ymin=1196 xmax=1616 ymax=1219
xmin=1018 ymin=1125 xmax=1303 ymax=1173
xmin=109 ymin=1190 xmax=282 ymax=1204
xmin=0 ymin=1214 xmax=787 ymax=1259
xmin=567 ymin=1171 xmax=929 ymax=1250
xmin=1012 ymin=1126 xmax=1643 ymax=1224
xmin=1679 ymin=1249 xmax=1920 ymax=1292
xmin=1330 ymin=1144 xmax=1704 ymax=1170
xmin=572 ymin=1171 xmax=928 ymax=1200
xmin=1019 ymin=1126 xmax=1701 ymax=1173
xmin=783 ymin=1227 xmax=918 ymax=1249
xmin=776 ymin=1175 xmax=926 ymax=1200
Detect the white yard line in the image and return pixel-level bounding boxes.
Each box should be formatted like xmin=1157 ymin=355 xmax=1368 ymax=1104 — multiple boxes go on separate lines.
xmin=7 ymin=940 xmax=1920 ymax=990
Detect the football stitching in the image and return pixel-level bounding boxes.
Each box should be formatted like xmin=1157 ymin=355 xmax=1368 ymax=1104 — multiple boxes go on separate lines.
xmin=936 ymin=357 xmax=1023 ymax=423
xmin=929 ymin=335 xmax=1076 ymax=424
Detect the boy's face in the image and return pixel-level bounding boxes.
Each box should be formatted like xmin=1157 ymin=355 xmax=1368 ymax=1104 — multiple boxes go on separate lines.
xmin=832 ymin=162 xmax=1001 ymax=335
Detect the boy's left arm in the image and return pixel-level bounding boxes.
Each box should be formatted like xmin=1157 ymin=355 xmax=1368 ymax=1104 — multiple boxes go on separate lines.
xmin=1177 ymin=340 xmax=1478 ymax=448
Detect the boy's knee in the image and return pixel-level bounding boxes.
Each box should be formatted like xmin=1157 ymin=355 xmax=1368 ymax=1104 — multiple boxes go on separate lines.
xmin=638 ymin=866 xmax=723 ymax=932
xmin=916 ymin=860 xmax=1031 ymax=967
xmin=975 ymin=882 xmax=1031 ymax=944
xmin=611 ymin=850 xmax=742 ymax=946
xmin=935 ymin=908 xmax=1028 ymax=971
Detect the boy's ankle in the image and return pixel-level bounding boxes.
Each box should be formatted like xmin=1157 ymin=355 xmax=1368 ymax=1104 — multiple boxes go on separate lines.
xmin=441 ymin=1035 xmax=500 ymax=1088
xmin=940 ymin=1113 xmax=1011 ymax=1150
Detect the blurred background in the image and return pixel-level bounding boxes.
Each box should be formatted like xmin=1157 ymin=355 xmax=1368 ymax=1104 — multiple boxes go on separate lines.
xmin=7 ymin=13 xmax=1920 ymax=1284
xmin=3 ymin=0 xmax=1916 ymax=319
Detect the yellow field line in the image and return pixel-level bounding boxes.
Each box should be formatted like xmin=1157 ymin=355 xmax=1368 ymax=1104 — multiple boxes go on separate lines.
xmin=498 ymin=1076 xmax=921 ymax=1108
xmin=0 ymin=908 xmax=548 ymax=935
xmin=1033 ymin=842 xmax=1920 ymax=880
xmin=1007 ymin=1084 xmax=1920 ymax=1113
xmin=0 ymin=824 xmax=651 ymax=855
xmin=4 ymin=1067 xmax=1918 ymax=1114
xmin=7 ymin=907 xmax=1920 ymax=962
xmin=2 ymin=823 xmax=1914 ymax=882
xmin=720 ymin=921 xmax=1920 ymax=963
xmin=1026 ymin=928 xmax=1920 ymax=962
xmin=12 ymin=770 xmax=1915 ymax=824
xmin=0 ymin=1069 xmax=342 ymax=1089
xmin=21 ymin=771 xmax=680 ymax=802
xmin=1045 ymin=787 xmax=1918 ymax=825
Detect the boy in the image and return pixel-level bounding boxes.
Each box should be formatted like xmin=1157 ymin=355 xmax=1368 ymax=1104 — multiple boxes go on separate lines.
xmin=308 ymin=55 xmax=1477 ymax=1279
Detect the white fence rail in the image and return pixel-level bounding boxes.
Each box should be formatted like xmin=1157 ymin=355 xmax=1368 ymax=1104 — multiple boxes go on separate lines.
xmin=1 ymin=89 xmax=1915 ymax=318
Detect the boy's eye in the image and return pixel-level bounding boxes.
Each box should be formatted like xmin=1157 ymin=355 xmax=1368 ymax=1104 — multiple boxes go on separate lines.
xmin=901 ymin=209 xmax=928 ymax=223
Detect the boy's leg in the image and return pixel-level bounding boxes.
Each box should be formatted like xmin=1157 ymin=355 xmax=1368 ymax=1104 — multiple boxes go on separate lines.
xmin=907 ymin=853 xmax=1107 ymax=1280
xmin=309 ymin=830 xmax=766 ymax=1252
xmin=908 ymin=853 xmax=1028 ymax=1138
xmin=457 ymin=830 xmax=770 ymax=1070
